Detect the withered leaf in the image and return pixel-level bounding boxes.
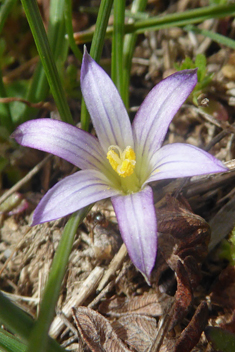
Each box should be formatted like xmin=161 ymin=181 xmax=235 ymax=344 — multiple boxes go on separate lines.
xmin=99 ymin=292 xmax=173 ymax=317
xmin=156 ymin=195 xmax=210 ymax=240
xmin=72 ymin=306 xmax=131 ymax=352
xmin=156 ymin=194 xmax=210 ymax=262
xmin=159 ymin=338 xmax=176 ymax=352
xmin=183 ymin=255 xmax=201 ymax=290
xmin=210 ymin=265 xmax=235 ymax=310
xmin=169 ymin=260 xmax=193 ymax=330
xmin=156 ymin=194 xmax=210 ymax=293
xmin=113 ymin=314 xmax=157 ymax=352
xmin=175 ymin=301 xmax=208 ymax=352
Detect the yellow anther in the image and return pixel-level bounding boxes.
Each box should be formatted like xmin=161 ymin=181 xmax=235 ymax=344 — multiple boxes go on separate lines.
xmin=107 ymin=145 xmax=136 ymax=177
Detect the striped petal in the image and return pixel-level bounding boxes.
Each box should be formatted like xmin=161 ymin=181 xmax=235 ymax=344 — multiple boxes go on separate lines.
xmin=132 ymin=70 xmax=197 ymax=172
xmin=145 ymin=143 xmax=228 ymax=184
xmin=12 ymin=119 xmax=107 ymax=171
xmin=80 ymin=49 xmax=134 ymax=153
xmin=32 ymin=169 xmax=120 ymax=225
xmin=112 ymin=186 xmax=157 ymax=284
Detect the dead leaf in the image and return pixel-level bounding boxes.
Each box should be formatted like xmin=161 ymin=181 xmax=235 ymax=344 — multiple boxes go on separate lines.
xmin=99 ymin=292 xmax=173 ymax=317
xmin=156 ymin=195 xmax=210 ymax=259
xmin=183 ymin=255 xmax=202 ymax=290
xmin=72 ymin=306 xmax=131 ymax=352
xmin=159 ymin=338 xmax=176 ymax=352
xmin=113 ymin=314 xmax=157 ymax=352
xmin=155 ymin=194 xmax=210 ymax=291
xmin=157 ymin=195 xmax=210 ymax=241
xmin=175 ymin=301 xmax=208 ymax=352
xmin=210 ymin=265 xmax=235 ymax=310
xmin=169 ymin=261 xmax=193 ymax=330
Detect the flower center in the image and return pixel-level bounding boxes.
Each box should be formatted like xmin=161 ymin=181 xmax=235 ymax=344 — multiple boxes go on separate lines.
xmin=107 ymin=145 xmax=136 ymax=177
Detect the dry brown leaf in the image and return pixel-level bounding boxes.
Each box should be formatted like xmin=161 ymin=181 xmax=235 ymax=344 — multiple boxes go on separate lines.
xmin=210 ymin=265 xmax=235 ymax=310
xmin=169 ymin=260 xmax=193 ymax=330
xmin=159 ymin=338 xmax=176 ymax=352
xmin=156 ymin=195 xmax=210 ymax=260
xmin=175 ymin=301 xmax=208 ymax=352
xmin=99 ymin=292 xmax=173 ymax=317
xmin=156 ymin=194 xmax=210 ymax=291
xmin=113 ymin=314 xmax=157 ymax=352
xmin=72 ymin=306 xmax=131 ymax=352
xmin=183 ymin=255 xmax=201 ymax=290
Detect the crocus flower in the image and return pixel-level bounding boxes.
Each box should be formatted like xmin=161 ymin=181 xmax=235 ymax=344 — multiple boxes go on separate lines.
xmin=12 ymin=49 xmax=227 ymax=283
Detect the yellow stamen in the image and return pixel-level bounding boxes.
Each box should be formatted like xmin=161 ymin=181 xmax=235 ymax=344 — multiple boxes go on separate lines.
xmin=107 ymin=145 xmax=136 ymax=177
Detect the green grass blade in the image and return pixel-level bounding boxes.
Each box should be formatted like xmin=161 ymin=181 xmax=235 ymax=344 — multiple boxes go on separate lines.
xmin=0 ymin=0 xmax=17 ymax=34
xmin=20 ymin=0 xmax=71 ymax=124
xmin=111 ymin=0 xmax=125 ymax=96
xmin=81 ymin=0 xmax=114 ymax=131
xmin=20 ymin=0 xmax=74 ymax=124
xmin=48 ymin=0 xmax=69 ymax=62
xmin=24 ymin=62 xmax=48 ymax=111
xmin=0 ymin=328 xmax=26 ymax=352
xmin=185 ymin=24 xmax=235 ymax=49
xmin=0 ymin=0 xmax=16 ymax=132
xmin=0 ymin=292 xmax=65 ymax=352
xmin=130 ymin=3 xmax=235 ymax=33
xmin=75 ymin=3 xmax=235 ymax=43
xmin=64 ymin=0 xmax=83 ymax=62
xmin=0 ymin=69 xmax=14 ymax=132
xmin=89 ymin=0 xmax=114 ymax=61
xmin=26 ymin=206 xmax=92 ymax=352
xmin=122 ymin=0 xmax=147 ymax=108
xmin=0 ymin=292 xmax=33 ymax=344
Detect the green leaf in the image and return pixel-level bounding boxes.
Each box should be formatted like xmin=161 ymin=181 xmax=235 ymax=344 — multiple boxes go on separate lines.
xmin=209 ymin=0 xmax=228 ymax=5
xmin=0 ymin=68 xmax=14 ymax=132
xmin=175 ymin=54 xmax=213 ymax=104
xmin=26 ymin=206 xmax=92 ymax=352
xmin=20 ymin=0 xmax=74 ymax=124
xmin=64 ymin=0 xmax=83 ymax=62
xmin=4 ymin=81 xmax=28 ymax=124
xmin=0 ymin=0 xmax=17 ymax=34
xmin=76 ymin=4 xmax=235 ymax=43
xmin=195 ymin=54 xmax=207 ymax=81
xmin=112 ymin=0 xmax=125 ymax=96
xmin=0 ymin=157 xmax=8 ymax=173
xmin=0 ymin=329 xmax=26 ymax=352
xmin=0 ymin=291 xmax=65 ymax=352
xmin=185 ymin=24 xmax=235 ymax=50
xmin=219 ymin=225 xmax=235 ymax=264
xmin=205 ymin=326 xmax=235 ymax=352
xmin=122 ymin=0 xmax=148 ymax=108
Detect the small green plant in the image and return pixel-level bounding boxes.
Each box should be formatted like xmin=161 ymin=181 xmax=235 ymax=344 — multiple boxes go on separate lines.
xmin=175 ymin=54 xmax=213 ymax=105
xmin=220 ymin=226 xmax=235 ymax=264
xmin=206 ymin=326 xmax=235 ymax=352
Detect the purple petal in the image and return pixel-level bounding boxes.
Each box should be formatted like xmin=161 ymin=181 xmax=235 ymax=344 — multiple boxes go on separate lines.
xmin=12 ymin=119 xmax=107 ymax=171
xmin=81 ymin=49 xmax=134 ymax=153
xmin=112 ymin=186 xmax=157 ymax=283
xmin=132 ymin=70 xmax=197 ymax=171
xmin=32 ymin=169 xmax=120 ymax=225
xmin=145 ymin=143 xmax=228 ymax=184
